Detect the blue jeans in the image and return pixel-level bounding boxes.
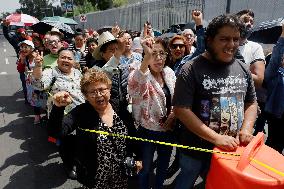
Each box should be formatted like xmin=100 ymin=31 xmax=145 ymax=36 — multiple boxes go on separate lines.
xmin=138 ymin=127 xmax=173 ymax=189
xmin=175 ymin=152 xmax=210 ymax=189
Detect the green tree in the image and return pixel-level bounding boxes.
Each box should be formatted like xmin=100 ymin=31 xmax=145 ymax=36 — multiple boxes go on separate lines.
xmin=73 ymin=0 xmax=97 ymax=16
xmin=19 ymin=0 xmax=51 ymax=19
xmin=113 ymin=0 xmax=128 ymax=7
xmin=97 ymin=0 xmax=113 ymax=10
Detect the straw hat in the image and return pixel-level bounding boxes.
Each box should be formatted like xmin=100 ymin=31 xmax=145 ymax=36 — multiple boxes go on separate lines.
xmin=93 ymin=31 xmax=117 ymax=60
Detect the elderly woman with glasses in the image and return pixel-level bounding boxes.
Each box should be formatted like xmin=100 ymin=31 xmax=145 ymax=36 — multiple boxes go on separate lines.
xmin=128 ymin=37 xmax=176 ymax=189
xmin=32 ymin=49 xmax=85 ymax=117
xmin=48 ymin=69 xmax=142 ymax=188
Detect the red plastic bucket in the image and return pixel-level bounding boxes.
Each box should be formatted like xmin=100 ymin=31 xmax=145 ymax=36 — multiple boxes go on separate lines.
xmin=206 ymin=133 xmax=284 ymax=189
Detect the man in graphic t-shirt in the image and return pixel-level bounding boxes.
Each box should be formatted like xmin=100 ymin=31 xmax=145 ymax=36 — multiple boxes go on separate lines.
xmin=172 ymin=14 xmax=258 ymax=189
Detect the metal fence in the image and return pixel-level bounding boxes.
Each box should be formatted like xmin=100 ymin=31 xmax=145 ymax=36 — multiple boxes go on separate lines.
xmin=75 ymin=0 xmax=204 ymax=31
xmin=75 ymin=0 xmax=284 ymax=32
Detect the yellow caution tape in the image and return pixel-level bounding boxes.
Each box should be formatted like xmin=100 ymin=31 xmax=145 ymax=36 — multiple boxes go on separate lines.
xmin=78 ymin=127 xmax=284 ymax=178
xmin=250 ymin=158 xmax=284 ymax=177
xmin=78 ymin=128 xmax=240 ymax=156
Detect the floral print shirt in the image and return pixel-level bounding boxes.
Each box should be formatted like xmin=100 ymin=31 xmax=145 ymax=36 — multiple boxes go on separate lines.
xmin=128 ymin=66 xmax=176 ymax=132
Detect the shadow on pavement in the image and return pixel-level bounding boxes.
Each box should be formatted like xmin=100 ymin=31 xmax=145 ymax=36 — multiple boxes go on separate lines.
xmin=0 ymin=90 xmax=31 ymax=117
xmin=0 ymin=89 xmax=78 ymax=188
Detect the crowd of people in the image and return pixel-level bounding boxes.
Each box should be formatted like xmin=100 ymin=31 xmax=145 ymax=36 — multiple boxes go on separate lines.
xmin=1 ymin=8 xmax=284 ymax=189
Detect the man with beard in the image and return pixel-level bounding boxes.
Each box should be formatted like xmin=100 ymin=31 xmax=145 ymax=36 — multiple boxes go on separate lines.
xmin=172 ymin=14 xmax=258 ymax=189
xmin=236 ymin=9 xmax=265 ymax=89
xmin=236 ymin=10 xmax=266 ymax=135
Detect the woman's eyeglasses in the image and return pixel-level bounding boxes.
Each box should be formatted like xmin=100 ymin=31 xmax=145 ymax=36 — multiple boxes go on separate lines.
xmin=87 ymin=88 xmax=109 ymax=97
xmin=170 ymin=44 xmax=185 ymax=49
xmin=152 ymin=51 xmax=168 ymax=59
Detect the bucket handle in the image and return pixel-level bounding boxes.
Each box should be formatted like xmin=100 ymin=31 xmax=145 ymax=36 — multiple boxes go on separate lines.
xmin=236 ymin=132 xmax=264 ymax=171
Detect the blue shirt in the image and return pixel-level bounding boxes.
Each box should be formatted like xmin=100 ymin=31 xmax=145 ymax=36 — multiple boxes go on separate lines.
xmin=264 ymin=37 xmax=284 ymax=118
xmin=120 ymin=52 xmax=142 ymax=65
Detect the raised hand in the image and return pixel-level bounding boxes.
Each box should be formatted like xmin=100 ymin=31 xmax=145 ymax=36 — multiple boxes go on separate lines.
xmin=33 ymin=50 xmax=44 ymax=68
xmin=192 ymin=10 xmax=203 ymax=26
xmin=53 ymin=91 xmax=72 ymax=107
xmin=140 ymin=36 xmax=154 ymax=57
xmin=140 ymin=36 xmax=155 ymax=73
xmin=111 ymin=24 xmax=120 ymax=38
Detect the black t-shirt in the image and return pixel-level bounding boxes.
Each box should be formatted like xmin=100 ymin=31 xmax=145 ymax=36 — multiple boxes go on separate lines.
xmin=172 ymin=55 xmax=256 ymax=158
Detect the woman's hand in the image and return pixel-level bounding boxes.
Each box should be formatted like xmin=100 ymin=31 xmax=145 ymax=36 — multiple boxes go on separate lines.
xmin=135 ymin=161 xmax=143 ymax=174
xmin=53 ymin=91 xmax=72 ymax=107
xmin=33 ymin=50 xmax=44 ymax=68
xmin=111 ymin=24 xmax=120 ymax=38
xmin=140 ymin=36 xmax=155 ymax=73
xmin=141 ymin=36 xmax=154 ymax=56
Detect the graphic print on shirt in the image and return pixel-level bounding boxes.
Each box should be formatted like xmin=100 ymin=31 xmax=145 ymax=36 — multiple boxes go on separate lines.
xmin=202 ymin=74 xmax=247 ymax=95
xmin=199 ymin=95 xmax=244 ymax=137
xmin=199 ymin=74 xmax=247 ymax=137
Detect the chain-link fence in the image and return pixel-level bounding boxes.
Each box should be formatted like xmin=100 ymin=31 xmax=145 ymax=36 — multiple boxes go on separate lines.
xmin=76 ymin=0 xmax=203 ymax=31
xmin=75 ymin=0 xmax=284 ymax=32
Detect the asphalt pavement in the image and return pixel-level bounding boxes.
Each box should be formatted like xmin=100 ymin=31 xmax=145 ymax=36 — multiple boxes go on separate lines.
xmin=0 ymin=31 xmax=82 ymax=189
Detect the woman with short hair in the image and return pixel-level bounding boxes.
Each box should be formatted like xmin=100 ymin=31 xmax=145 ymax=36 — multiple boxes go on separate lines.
xmin=48 ymin=68 xmax=142 ymax=188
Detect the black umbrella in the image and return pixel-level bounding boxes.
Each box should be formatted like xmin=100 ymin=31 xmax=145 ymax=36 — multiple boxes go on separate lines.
xmin=249 ymin=17 xmax=284 ymax=44
xmin=97 ymin=26 xmax=113 ymax=35
xmin=31 ymin=20 xmax=74 ymax=38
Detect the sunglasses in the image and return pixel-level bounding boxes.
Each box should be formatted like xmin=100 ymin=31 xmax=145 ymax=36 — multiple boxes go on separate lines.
xmin=171 ymin=44 xmax=185 ymax=49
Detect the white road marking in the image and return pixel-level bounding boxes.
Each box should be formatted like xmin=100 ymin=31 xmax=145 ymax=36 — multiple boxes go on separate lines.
xmin=3 ymin=42 xmax=6 ymax=47
xmin=0 ymin=72 xmax=7 ymax=75
xmin=5 ymin=58 xmax=9 ymax=64
xmin=4 ymin=49 xmax=6 ymax=52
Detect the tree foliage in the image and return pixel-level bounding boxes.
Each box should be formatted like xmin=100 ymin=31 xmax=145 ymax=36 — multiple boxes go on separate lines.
xmin=18 ymin=0 xmax=128 ymax=20
xmin=113 ymin=0 xmax=128 ymax=7
xmin=97 ymin=0 xmax=113 ymax=10
xmin=73 ymin=0 xmax=97 ymax=16
xmin=19 ymin=0 xmax=51 ymax=19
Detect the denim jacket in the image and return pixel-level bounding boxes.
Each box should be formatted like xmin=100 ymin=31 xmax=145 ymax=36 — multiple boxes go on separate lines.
xmin=264 ymin=37 xmax=284 ymax=118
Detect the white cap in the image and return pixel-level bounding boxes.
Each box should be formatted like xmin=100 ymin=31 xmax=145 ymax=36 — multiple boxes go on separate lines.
xmin=19 ymin=40 xmax=34 ymax=49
